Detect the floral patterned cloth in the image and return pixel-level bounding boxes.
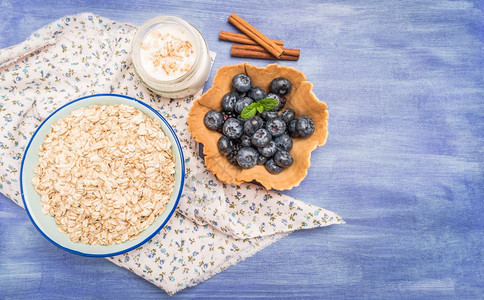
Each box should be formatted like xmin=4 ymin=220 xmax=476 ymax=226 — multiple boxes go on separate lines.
xmin=0 ymin=13 xmax=343 ymax=295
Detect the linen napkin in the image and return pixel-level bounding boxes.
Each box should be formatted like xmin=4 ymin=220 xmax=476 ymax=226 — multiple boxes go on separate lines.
xmin=0 ymin=13 xmax=343 ymax=295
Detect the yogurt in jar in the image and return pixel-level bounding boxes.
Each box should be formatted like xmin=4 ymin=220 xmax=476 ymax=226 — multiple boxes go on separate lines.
xmin=132 ymin=16 xmax=212 ymax=99
xmin=139 ymin=25 xmax=196 ymax=81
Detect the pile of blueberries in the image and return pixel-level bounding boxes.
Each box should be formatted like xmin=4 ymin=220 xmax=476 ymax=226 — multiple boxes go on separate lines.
xmin=203 ymin=73 xmax=315 ymax=174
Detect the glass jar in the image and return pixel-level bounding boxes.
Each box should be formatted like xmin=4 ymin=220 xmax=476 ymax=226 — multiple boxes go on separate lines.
xmin=131 ymin=16 xmax=211 ymax=99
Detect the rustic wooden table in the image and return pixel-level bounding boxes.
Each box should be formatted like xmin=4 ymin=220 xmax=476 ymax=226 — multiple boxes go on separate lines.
xmin=0 ymin=0 xmax=482 ymax=298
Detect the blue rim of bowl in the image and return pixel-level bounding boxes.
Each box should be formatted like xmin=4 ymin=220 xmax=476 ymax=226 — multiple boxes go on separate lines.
xmin=20 ymin=93 xmax=185 ymax=257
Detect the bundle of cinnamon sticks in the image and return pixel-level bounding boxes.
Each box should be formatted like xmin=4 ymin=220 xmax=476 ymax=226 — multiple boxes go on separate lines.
xmin=219 ymin=13 xmax=300 ymax=61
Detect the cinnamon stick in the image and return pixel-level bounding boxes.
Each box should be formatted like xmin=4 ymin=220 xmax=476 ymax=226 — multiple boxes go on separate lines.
xmin=219 ymin=31 xmax=284 ymax=46
xmin=232 ymin=44 xmax=300 ymax=58
xmin=231 ymin=47 xmax=299 ymax=61
xmin=228 ymin=13 xmax=285 ymax=58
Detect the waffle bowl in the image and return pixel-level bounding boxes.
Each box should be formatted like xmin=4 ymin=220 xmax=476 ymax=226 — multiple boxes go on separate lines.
xmin=187 ymin=63 xmax=328 ymax=190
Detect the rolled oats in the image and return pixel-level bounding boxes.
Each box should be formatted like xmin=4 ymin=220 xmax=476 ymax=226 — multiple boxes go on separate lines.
xmin=33 ymin=104 xmax=176 ymax=245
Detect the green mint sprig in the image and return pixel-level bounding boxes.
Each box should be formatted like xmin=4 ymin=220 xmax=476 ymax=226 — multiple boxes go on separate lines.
xmin=241 ymin=98 xmax=279 ymax=119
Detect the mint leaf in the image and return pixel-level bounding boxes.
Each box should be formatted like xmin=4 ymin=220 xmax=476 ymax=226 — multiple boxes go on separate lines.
xmin=241 ymin=102 xmax=258 ymax=119
xmin=241 ymin=98 xmax=279 ymax=119
xmin=258 ymin=98 xmax=279 ymax=111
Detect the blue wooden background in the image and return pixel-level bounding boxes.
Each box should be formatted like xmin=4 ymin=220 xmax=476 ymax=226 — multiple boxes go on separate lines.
xmin=0 ymin=0 xmax=483 ymax=298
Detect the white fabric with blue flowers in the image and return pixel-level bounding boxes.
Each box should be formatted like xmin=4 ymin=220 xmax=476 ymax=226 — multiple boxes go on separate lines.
xmin=0 ymin=13 xmax=343 ymax=295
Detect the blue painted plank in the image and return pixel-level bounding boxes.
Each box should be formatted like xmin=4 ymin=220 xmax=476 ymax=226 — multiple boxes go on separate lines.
xmin=0 ymin=0 xmax=483 ymax=298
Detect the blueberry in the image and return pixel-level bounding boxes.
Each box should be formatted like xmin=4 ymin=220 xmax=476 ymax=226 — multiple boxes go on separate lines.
xmin=251 ymin=128 xmax=272 ymax=148
xmin=226 ymin=142 xmax=242 ymax=166
xmin=237 ymin=115 xmax=248 ymax=125
xmin=261 ymin=110 xmax=278 ymax=121
xmin=267 ymin=93 xmax=286 ymax=111
xmin=232 ymin=73 xmax=251 ymax=93
xmin=240 ymin=134 xmax=252 ymax=147
xmin=280 ymin=109 xmax=295 ymax=124
xmin=204 ymin=110 xmax=224 ymax=131
xmin=236 ymin=147 xmax=259 ymax=169
xmin=222 ymin=118 xmax=243 ymax=139
xmin=218 ymin=136 xmax=234 ymax=155
xmin=265 ymin=117 xmax=286 ymax=137
xmin=265 ymin=159 xmax=283 ymax=174
xmin=243 ymin=115 xmax=263 ymax=135
xmin=222 ymin=92 xmax=238 ymax=113
xmin=274 ymin=150 xmax=293 ymax=168
xmin=266 ymin=93 xmax=281 ymax=111
xmin=274 ymin=134 xmax=293 ymax=151
xmin=288 ymin=119 xmax=299 ymax=137
xmin=223 ymin=110 xmax=237 ymax=119
xmin=227 ymin=155 xmax=238 ymax=166
xmin=257 ymin=155 xmax=268 ymax=165
xmin=247 ymin=86 xmax=267 ymax=101
xmin=258 ymin=140 xmax=277 ymax=157
xmin=234 ymin=97 xmax=254 ymax=114
xmin=222 ymin=112 xmax=230 ymax=122
xmin=296 ymin=116 xmax=315 ymax=137
xmin=270 ymin=77 xmax=292 ymax=96
xmin=276 ymin=97 xmax=287 ymax=111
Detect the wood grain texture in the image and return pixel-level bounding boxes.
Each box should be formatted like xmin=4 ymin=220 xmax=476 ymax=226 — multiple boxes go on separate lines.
xmin=0 ymin=0 xmax=483 ymax=298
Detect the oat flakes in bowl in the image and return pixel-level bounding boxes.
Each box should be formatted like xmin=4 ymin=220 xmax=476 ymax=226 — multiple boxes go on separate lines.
xmin=21 ymin=94 xmax=185 ymax=257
